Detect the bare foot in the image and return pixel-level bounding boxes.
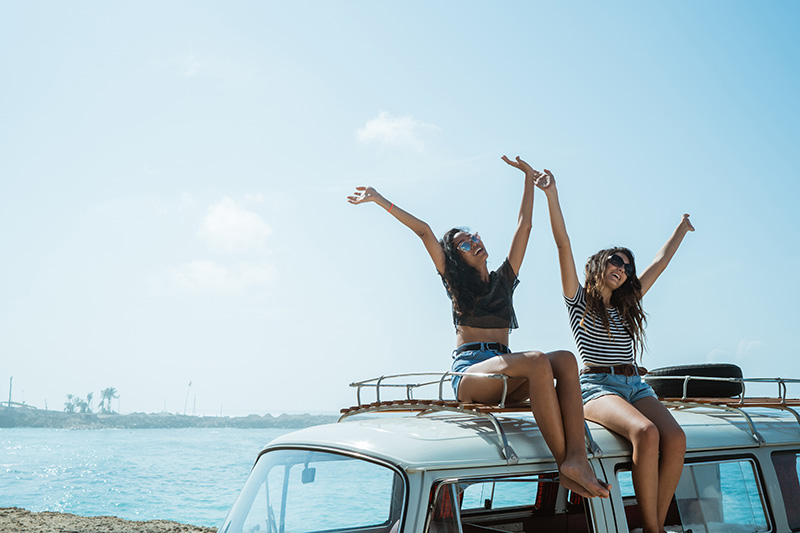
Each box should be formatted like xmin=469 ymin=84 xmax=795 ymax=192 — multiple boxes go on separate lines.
xmin=557 ymin=474 xmax=592 ymax=498
xmin=560 ymin=459 xmax=610 ymax=498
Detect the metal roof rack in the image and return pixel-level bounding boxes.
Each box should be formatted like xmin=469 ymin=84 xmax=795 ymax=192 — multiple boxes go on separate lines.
xmin=339 ymin=371 xmax=603 ymax=465
xmin=341 ymin=372 xmax=800 ymax=459
xmin=653 ymin=375 xmax=800 ymax=446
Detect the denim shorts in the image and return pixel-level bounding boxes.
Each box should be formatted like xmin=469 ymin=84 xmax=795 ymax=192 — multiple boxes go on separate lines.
xmin=580 ymin=371 xmax=657 ymax=404
xmin=450 ymin=344 xmax=508 ymax=399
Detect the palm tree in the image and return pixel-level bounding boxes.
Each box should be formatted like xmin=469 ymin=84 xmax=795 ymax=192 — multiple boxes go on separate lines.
xmin=86 ymin=392 xmax=94 ymax=413
xmin=100 ymin=387 xmax=119 ymax=414
xmin=76 ymin=397 xmax=89 ymax=413
xmin=64 ymin=394 xmax=77 ymax=413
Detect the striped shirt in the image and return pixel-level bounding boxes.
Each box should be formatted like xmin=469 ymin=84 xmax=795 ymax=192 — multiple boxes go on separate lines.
xmin=564 ymin=285 xmax=634 ymax=366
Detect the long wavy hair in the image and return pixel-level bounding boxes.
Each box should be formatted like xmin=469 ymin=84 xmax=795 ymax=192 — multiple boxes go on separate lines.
xmin=583 ymin=246 xmax=648 ymax=358
xmin=439 ymin=227 xmax=487 ymax=318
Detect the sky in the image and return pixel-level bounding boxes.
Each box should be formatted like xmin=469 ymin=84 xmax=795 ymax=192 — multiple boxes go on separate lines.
xmin=1 ymin=1 xmax=799 ymax=416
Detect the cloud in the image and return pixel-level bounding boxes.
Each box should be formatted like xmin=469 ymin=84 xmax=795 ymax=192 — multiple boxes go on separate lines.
xmin=158 ymin=260 xmax=278 ymax=293
xmin=736 ymin=340 xmax=763 ymax=358
xmin=356 ymin=111 xmax=439 ymax=151
xmin=197 ymin=197 xmax=273 ymax=254
xmin=166 ymin=51 xmax=263 ymax=89
xmin=151 ymin=195 xmax=279 ymax=294
xmin=706 ymin=339 xmax=763 ymax=363
xmin=174 ymin=52 xmax=201 ymax=77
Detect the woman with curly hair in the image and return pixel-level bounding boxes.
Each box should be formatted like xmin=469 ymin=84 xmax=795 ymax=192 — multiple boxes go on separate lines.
xmin=348 ymin=155 xmax=609 ymax=499
xmin=538 ymin=168 xmax=694 ymax=533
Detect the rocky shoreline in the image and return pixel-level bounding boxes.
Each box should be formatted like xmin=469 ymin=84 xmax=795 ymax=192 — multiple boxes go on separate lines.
xmin=0 ymin=406 xmax=337 ymax=429
xmin=0 ymin=508 xmax=217 ymax=533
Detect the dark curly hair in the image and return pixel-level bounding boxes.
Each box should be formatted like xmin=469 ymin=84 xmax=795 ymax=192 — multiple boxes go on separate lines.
xmin=583 ymin=247 xmax=648 ymax=358
xmin=439 ymin=227 xmax=487 ymax=318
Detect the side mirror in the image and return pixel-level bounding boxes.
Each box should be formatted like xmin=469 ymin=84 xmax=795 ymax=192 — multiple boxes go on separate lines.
xmin=302 ymin=467 xmax=316 ymax=484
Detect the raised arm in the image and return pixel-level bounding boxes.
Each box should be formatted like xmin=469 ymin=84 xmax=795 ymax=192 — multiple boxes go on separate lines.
xmin=347 ymin=186 xmax=446 ymax=275
xmin=501 ymin=155 xmax=537 ymax=276
xmin=638 ymin=214 xmax=695 ymax=296
xmin=538 ymin=170 xmax=581 ymax=299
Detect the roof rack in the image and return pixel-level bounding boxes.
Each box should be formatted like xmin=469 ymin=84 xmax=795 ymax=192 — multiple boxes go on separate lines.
xmin=342 ymin=372 xmax=800 ymax=458
xmin=339 ymin=372 xmax=603 ymax=465
xmin=652 ymin=375 xmax=800 ymax=446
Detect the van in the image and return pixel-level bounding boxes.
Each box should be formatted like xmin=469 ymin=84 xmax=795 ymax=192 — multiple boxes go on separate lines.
xmin=218 ymin=365 xmax=800 ymax=533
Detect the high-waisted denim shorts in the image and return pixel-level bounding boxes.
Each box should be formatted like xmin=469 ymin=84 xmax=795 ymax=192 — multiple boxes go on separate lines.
xmin=450 ymin=343 xmax=509 ymax=399
xmin=580 ymin=371 xmax=656 ymax=404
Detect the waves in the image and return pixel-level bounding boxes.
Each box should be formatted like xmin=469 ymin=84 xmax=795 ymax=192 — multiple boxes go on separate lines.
xmin=0 ymin=427 xmax=291 ymax=528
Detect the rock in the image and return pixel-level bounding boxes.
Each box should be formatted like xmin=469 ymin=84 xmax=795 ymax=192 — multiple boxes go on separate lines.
xmin=0 ymin=507 xmax=216 ymax=533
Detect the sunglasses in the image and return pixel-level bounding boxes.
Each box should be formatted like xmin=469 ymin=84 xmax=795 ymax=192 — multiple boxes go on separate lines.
xmin=456 ymin=233 xmax=481 ymax=253
xmin=608 ymin=254 xmax=634 ymax=277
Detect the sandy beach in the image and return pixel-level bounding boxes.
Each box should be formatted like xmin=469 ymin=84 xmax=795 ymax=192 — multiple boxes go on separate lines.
xmin=0 ymin=508 xmax=217 ymax=533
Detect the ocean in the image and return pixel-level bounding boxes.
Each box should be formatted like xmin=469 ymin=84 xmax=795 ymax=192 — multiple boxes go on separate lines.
xmin=0 ymin=427 xmax=292 ymax=528
xmin=1 ymin=427 xmax=769 ymax=531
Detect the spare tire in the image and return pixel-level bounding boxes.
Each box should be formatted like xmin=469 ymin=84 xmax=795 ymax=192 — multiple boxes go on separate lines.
xmin=644 ymin=363 xmax=743 ymax=398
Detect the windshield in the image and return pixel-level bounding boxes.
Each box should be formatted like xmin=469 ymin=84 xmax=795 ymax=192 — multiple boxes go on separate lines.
xmin=220 ymin=448 xmax=405 ymax=533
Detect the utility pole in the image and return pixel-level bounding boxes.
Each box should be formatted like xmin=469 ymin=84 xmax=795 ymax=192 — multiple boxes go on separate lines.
xmin=184 ymin=380 xmax=191 ymax=416
xmin=7 ymin=377 xmax=12 ymax=408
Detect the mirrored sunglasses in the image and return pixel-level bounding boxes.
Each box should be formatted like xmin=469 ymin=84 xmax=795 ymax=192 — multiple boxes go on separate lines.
xmin=457 ymin=233 xmax=481 ymax=253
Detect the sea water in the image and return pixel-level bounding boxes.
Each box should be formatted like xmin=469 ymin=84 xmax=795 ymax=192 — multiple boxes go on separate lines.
xmin=0 ymin=427 xmax=292 ymax=528
xmin=1 ymin=428 xmax=768 ymax=530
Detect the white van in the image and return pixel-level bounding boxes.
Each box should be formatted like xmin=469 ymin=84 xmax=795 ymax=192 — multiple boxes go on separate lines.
xmin=218 ymin=364 xmax=800 ymax=533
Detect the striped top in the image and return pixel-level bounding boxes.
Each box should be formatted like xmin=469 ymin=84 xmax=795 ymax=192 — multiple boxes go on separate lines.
xmin=564 ymin=285 xmax=634 ymax=366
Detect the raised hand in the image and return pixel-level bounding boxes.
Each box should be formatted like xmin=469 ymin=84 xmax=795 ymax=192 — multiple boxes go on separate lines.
xmin=347 ymin=186 xmax=382 ymax=205
xmin=679 ymin=213 xmax=695 ymax=233
xmin=501 ymin=155 xmax=544 ymax=180
xmin=638 ymin=213 xmax=696 ymax=295
xmin=535 ymin=168 xmax=555 ymax=191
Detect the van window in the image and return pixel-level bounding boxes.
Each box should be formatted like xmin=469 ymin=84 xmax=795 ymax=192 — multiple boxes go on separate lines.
xmin=675 ymin=458 xmax=769 ymax=533
xmin=617 ymin=458 xmax=768 ymax=533
xmin=461 ymin=475 xmax=538 ymax=510
xmin=427 ymin=472 xmax=591 ymax=533
xmin=771 ymin=451 xmax=800 ymax=531
xmin=219 ymin=449 xmax=404 ymax=533
xmin=615 ymin=469 xmax=682 ymax=532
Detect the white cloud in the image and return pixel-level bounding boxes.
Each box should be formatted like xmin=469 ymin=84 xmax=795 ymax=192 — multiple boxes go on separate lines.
xmin=197 ymin=197 xmax=273 ymax=254
xmin=706 ymin=339 xmax=763 ymax=363
xmin=159 ymin=260 xmax=278 ymax=293
xmin=174 ymin=52 xmax=201 ymax=77
xmin=151 ymin=195 xmax=279 ymax=294
xmin=356 ymin=111 xmax=439 ymax=151
xmin=166 ymin=51 xmax=263 ymax=89
xmin=243 ymin=193 xmax=264 ymax=204
xmin=736 ymin=340 xmax=763 ymax=359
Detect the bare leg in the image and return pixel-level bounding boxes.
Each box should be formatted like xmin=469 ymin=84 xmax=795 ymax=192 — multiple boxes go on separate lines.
xmin=547 ymin=351 xmax=612 ymax=496
xmin=634 ymin=397 xmax=686 ymax=528
xmin=584 ymin=394 xmax=661 ymax=532
xmin=458 ymin=350 xmax=609 ymax=498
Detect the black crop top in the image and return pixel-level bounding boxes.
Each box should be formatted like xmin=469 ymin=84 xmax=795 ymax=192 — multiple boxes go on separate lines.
xmin=446 ymin=258 xmax=520 ymax=330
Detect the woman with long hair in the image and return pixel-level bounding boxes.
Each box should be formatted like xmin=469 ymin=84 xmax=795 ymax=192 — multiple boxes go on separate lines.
xmin=348 ymin=156 xmax=609 ymax=499
xmin=538 ymin=168 xmax=694 ymax=533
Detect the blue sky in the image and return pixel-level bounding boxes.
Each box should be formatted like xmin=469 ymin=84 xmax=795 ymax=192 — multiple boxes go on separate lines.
xmin=1 ymin=1 xmax=799 ymax=415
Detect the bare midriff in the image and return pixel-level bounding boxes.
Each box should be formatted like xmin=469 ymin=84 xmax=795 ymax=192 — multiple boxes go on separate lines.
xmin=455 ymin=325 xmax=510 ymax=349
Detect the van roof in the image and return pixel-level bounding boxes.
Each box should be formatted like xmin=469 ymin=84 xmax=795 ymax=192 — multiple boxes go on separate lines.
xmin=265 ymin=406 xmax=800 ymax=471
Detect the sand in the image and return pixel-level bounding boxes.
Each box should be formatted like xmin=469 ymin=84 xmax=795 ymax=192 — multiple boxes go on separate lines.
xmin=0 ymin=508 xmax=217 ymax=533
